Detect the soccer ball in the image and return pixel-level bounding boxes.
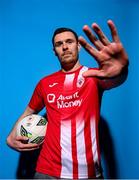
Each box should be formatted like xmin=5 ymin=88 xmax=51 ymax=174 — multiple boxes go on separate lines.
xmin=16 ymin=114 xmax=47 ymax=144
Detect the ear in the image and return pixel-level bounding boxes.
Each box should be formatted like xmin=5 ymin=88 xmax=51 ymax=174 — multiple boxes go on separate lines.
xmin=53 ymin=48 xmax=58 ymax=56
xmin=78 ymin=42 xmax=81 ymax=52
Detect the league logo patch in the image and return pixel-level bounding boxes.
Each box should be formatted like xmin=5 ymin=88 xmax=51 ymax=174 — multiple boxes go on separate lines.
xmin=77 ymin=77 xmax=85 ymax=88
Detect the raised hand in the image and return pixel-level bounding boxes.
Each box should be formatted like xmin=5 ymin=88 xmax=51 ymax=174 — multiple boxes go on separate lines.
xmin=78 ymin=20 xmax=128 ymax=78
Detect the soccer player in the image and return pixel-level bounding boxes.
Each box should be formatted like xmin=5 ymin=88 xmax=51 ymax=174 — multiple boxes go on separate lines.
xmin=7 ymin=20 xmax=128 ymax=179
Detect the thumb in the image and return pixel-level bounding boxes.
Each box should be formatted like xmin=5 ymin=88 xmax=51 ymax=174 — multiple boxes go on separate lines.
xmin=83 ymin=69 xmax=106 ymax=78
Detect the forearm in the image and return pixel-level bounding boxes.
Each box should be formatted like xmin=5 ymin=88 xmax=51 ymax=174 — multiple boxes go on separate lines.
xmin=7 ymin=106 xmax=36 ymax=148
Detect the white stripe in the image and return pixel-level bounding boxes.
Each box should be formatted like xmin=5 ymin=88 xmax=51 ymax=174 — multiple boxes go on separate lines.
xmin=64 ymin=74 xmax=75 ymax=90
xmin=91 ymin=118 xmax=99 ymax=163
xmin=76 ymin=119 xmax=88 ymax=178
xmin=79 ymin=66 xmax=88 ymax=75
xmin=91 ymin=118 xmax=102 ymax=177
xmin=60 ymin=120 xmax=73 ymax=178
xmin=77 ymin=66 xmax=88 ymax=88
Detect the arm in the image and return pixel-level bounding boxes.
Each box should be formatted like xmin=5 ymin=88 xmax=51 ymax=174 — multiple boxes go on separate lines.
xmin=79 ymin=20 xmax=129 ymax=89
xmin=6 ymin=106 xmax=40 ymax=151
xmin=7 ymin=80 xmax=45 ymax=151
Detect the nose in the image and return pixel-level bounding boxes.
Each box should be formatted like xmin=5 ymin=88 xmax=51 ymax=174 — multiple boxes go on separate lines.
xmin=62 ymin=42 xmax=68 ymax=50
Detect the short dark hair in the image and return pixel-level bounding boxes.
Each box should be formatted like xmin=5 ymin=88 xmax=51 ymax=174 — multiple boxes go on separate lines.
xmin=52 ymin=27 xmax=78 ymax=47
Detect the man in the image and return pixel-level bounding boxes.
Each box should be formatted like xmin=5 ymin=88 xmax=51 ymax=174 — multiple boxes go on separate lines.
xmin=7 ymin=20 xmax=128 ymax=179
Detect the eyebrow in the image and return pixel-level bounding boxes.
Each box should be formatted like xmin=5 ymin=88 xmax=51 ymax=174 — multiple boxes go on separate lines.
xmin=54 ymin=38 xmax=76 ymax=45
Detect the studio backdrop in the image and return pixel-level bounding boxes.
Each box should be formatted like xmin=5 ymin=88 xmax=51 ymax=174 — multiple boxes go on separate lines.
xmin=0 ymin=0 xmax=139 ymax=179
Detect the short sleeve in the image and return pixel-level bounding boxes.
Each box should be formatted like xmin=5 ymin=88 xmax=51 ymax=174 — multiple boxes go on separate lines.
xmin=28 ymin=81 xmax=45 ymax=112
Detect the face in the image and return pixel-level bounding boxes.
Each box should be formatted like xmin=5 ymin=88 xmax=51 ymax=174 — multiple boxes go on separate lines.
xmin=53 ymin=31 xmax=80 ymax=67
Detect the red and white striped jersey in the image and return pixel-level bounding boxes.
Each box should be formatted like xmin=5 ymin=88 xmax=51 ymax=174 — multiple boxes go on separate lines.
xmin=28 ymin=66 xmax=103 ymax=179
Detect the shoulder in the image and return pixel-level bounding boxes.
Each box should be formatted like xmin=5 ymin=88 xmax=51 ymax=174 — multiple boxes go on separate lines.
xmin=84 ymin=67 xmax=103 ymax=90
xmin=88 ymin=67 xmax=99 ymax=71
xmin=39 ymin=70 xmax=61 ymax=83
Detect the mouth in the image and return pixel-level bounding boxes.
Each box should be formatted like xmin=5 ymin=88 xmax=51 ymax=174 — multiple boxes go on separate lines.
xmin=63 ymin=54 xmax=71 ymax=58
xmin=62 ymin=52 xmax=72 ymax=57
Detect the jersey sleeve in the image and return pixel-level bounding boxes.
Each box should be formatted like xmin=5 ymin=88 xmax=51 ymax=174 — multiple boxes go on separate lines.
xmin=28 ymin=80 xmax=45 ymax=112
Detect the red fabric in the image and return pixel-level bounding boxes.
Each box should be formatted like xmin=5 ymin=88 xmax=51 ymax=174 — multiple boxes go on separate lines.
xmin=28 ymin=66 xmax=103 ymax=178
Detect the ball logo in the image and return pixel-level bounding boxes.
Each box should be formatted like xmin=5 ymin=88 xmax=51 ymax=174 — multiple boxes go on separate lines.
xmin=47 ymin=94 xmax=56 ymax=103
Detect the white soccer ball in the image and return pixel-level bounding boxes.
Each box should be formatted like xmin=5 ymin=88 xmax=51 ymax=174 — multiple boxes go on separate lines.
xmin=16 ymin=114 xmax=47 ymax=144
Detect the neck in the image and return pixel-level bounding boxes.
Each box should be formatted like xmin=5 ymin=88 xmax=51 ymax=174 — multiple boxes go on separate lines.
xmin=61 ymin=61 xmax=81 ymax=73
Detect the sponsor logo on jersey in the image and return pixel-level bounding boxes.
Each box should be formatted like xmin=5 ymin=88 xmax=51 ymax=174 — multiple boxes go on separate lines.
xmin=47 ymin=92 xmax=82 ymax=109
xmin=57 ymin=92 xmax=82 ymax=109
xmin=47 ymin=94 xmax=56 ymax=103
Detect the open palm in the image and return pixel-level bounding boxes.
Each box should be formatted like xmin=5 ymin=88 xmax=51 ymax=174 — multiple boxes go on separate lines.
xmin=79 ymin=20 xmax=128 ymax=78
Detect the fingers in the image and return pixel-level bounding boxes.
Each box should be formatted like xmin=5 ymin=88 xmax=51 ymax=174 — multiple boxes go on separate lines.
xmin=78 ymin=36 xmax=99 ymax=59
xmin=14 ymin=136 xmax=40 ymax=151
xmin=80 ymin=20 xmax=120 ymax=51
xmin=82 ymin=25 xmax=104 ymax=50
xmin=17 ymin=142 xmax=40 ymax=151
xmin=80 ymin=22 xmax=111 ymax=51
xmin=93 ymin=20 xmax=120 ymax=44
xmin=16 ymin=135 xmax=29 ymax=141
xmin=16 ymin=135 xmax=29 ymax=143
xmin=91 ymin=23 xmax=110 ymax=46
xmin=107 ymin=20 xmax=120 ymax=42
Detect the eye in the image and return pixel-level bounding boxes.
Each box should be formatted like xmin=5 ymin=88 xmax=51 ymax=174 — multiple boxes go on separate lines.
xmin=55 ymin=42 xmax=63 ymax=47
xmin=66 ymin=39 xmax=74 ymax=44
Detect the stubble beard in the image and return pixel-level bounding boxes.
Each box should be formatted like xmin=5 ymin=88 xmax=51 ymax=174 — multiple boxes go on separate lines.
xmin=59 ymin=54 xmax=79 ymax=71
